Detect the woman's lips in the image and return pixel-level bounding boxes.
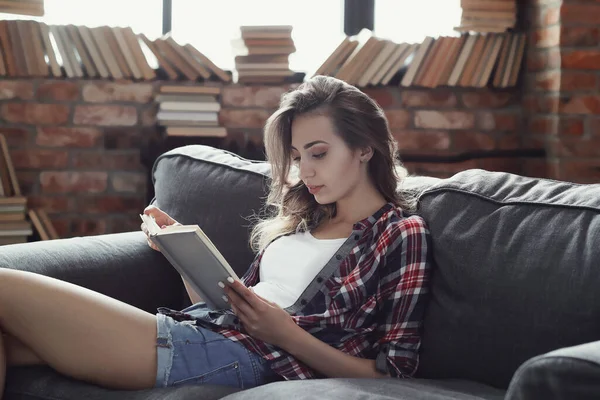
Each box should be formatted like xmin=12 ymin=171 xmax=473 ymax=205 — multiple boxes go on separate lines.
xmin=307 ymin=185 xmax=323 ymax=194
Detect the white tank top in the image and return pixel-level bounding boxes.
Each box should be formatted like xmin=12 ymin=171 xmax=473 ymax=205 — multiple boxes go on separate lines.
xmin=251 ymin=231 xmax=346 ymax=308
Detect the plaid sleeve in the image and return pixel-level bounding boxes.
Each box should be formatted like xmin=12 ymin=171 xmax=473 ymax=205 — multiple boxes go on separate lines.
xmin=373 ymin=216 xmax=433 ymax=378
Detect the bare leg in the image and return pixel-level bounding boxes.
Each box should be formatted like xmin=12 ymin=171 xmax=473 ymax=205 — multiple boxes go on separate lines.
xmin=0 ymin=268 xmax=158 ymax=396
xmin=3 ymin=333 xmax=44 ymax=366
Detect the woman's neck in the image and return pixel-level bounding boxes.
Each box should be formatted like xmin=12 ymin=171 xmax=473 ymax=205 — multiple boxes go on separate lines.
xmin=332 ymin=182 xmax=388 ymax=225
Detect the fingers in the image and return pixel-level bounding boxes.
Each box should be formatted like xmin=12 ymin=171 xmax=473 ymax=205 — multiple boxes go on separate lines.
xmin=226 ymin=288 xmax=254 ymax=317
xmin=229 ymin=279 xmax=264 ymax=309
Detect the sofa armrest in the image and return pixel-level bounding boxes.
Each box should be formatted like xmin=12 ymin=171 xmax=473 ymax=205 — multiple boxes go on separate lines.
xmin=0 ymin=232 xmax=186 ymax=314
xmin=506 ymin=340 xmax=600 ymax=400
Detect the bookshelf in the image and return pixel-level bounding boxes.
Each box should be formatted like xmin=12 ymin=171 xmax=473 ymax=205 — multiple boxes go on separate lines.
xmin=0 ymin=134 xmax=57 ymax=245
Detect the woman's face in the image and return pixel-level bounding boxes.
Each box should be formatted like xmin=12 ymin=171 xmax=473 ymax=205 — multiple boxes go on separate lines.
xmin=290 ymin=114 xmax=365 ymax=205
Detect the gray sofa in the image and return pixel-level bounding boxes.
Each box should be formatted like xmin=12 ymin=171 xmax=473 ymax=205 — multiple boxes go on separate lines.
xmin=1 ymin=144 xmax=599 ymax=400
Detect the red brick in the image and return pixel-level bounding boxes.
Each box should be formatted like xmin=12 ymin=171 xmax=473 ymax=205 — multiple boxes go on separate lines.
xmin=11 ymin=149 xmax=69 ymax=169
xmin=0 ymin=80 xmax=34 ymax=100
xmin=414 ymin=111 xmax=475 ymax=130
xmin=497 ymin=133 xmax=522 ymax=150
xmin=522 ymin=159 xmax=549 ymax=179
xmin=529 ymin=70 xmax=561 ymax=91
xmin=71 ymin=151 xmax=144 ymax=171
xmin=559 ymin=117 xmax=585 ymax=136
xmin=219 ymin=109 xmax=271 ymax=129
xmin=522 ymin=95 xmax=560 ymax=113
xmin=109 ymin=215 xmax=145 ymax=234
xmin=561 ymin=3 xmax=600 ymax=25
xmin=559 ymin=94 xmax=600 ymax=114
xmin=461 ymin=91 xmax=516 ymax=108
xmin=73 ymin=105 xmax=137 ymax=126
xmin=531 ymin=25 xmax=561 ymax=48
xmin=110 ymin=172 xmax=146 ymax=193
xmin=69 ymin=218 xmax=107 ymax=236
xmin=558 ymin=159 xmax=600 ymax=184
xmin=362 ymin=87 xmax=398 ymax=108
xmin=384 ymin=109 xmax=412 ymax=129
xmin=1 ymin=103 xmax=70 ymax=125
xmin=392 ymin=130 xmax=451 ymax=151
xmin=403 ymin=160 xmax=478 ymax=178
xmin=478 ymin=112 xmax=520 ymax=131
xmin=477 ymin=158 xmax=522 ymax=174
xmin=452 ymin=131 xmax=496 ymax=151
xmin=399 ymin=90 xmax=457 ymax=108
xmin=528 ymin=115 xmax=559 ymax=135
xmin=15 ymin=171 xmax=38 ymax=195
xmin=549 ymin=136 xmax=600 ymax=157
xmin=82 ymin=82 xmax=154 ymax=103
xmin=560 ymin=71 xmax=598 ymax=92
xmin=36 ymin=127 xmax=103 ymax=148
xmin=562 ymin=50 xmax=600 ymax=70
xmin=40 ymin=171 xmax=108 ymax=193
xmin=560 ymin=26 xmax=600 ymax=47
xmin=222 ymin=85 xmax=296 ymax=108
xmin=526 ymin=48 xmax=561 ymax=72
xmin=37 ymin=81 xmax=80 ymax=101
xmin=104 ymin=127 xmax=154 ymax=150
xmin=27 ymin=196 xmax=74 ymax=213
xmin=522 ymin=134 xmax=547 ymax=150
xmin=77 ymin=195 xmax=145 ymax=213
xmin=0 ymin=127 xmax=31 ymax=147
xmin=140 ymin=104 xmax=158 ymax=126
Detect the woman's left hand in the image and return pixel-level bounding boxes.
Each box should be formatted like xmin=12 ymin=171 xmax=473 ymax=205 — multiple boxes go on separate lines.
xmin=224 ymin=279 xmax=297 ymax=348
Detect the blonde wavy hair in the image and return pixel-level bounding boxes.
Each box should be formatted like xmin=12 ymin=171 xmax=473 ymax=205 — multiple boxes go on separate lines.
xmin=249 ymin=76 xmax=419 ymax=253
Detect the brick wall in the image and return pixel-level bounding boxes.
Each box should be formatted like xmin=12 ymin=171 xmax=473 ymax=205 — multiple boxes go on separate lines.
xmin=523 ymin=0 xmax=600 ymax=183
xmin=0 ymin=80 xmax=527 ymax=237
xmin=0 ymin=80 xmax=159 ymax=237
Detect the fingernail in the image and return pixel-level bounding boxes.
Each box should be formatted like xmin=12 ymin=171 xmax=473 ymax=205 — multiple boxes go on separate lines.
xmin=218 ymin=281 xmax=225 ymax=288
xmin=227 ymin=277 xmax=234 ymax=284
xmin=222 ymin=295 xmax=228 ymax=302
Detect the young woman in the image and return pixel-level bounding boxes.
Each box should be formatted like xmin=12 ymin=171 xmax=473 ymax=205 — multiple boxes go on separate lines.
xmin=0 ymin=76 xmax=432 ymax=395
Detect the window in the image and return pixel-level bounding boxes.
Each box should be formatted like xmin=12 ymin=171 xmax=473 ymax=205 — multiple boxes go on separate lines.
xmin=0 ymin=0 xmax=162 ymax=38
xmin=375 ymin=0 xmax=462 ymax=43
xmin=171 ymin=0 xmax=345 ymax=75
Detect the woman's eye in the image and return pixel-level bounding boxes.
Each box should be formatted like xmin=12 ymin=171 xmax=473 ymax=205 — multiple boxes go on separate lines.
xmin=292 ymin=157 xmax=300 ymax=163
xmin=313 ymin=152 xmax=327 ymax=159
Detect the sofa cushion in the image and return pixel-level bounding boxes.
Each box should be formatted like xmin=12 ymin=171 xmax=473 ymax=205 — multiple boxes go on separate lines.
xmin=222 ymin=377 xmax=505 ymax=400
xmin=414 ymin=169 xmax=600 ymax=389
xmin=5 ymin=366 xmax=240 ymax=400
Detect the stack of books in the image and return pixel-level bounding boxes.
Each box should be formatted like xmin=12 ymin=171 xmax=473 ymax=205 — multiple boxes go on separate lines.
xmin=455 ymin=0 xmax=517 ymax=33
xmin=0 ymin=20 xmax=230 ymax=82
xmin=0 ymin=134 xmax=32 ymax=245
xmin=156 ymin=85 xmax=226 ymax=138
xmin=233 ymin=25 xmax=297 ymax=84
xmin=314 ymin=30 xmax=525 ymax=88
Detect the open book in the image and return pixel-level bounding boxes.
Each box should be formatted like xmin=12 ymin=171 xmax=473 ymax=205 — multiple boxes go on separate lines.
xmin=140 ymin=214 xmax=240 ymax=310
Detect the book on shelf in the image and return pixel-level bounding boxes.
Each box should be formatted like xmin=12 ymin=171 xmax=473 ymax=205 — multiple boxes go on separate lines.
xmin=0 ymin=19 xmax=227 ymax=82
xmin=312 ymin=30 xmax=524 ymax=89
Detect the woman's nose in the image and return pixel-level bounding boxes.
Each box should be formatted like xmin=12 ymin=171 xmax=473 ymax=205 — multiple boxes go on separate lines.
xmin=299 ymin=160 xmax=315 ymax=179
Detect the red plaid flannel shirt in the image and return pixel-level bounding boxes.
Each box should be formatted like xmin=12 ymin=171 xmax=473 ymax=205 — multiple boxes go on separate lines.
xmin=158 ymin=203 xmax=432 ymax=380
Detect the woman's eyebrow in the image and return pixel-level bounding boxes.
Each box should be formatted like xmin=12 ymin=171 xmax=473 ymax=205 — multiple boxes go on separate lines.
xmin=290 ymin=140 xmax=329 ymax=150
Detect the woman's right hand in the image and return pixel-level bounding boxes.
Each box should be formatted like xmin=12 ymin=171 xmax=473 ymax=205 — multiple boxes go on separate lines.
xmin=140 ymin=205 xmax=181 ymax=252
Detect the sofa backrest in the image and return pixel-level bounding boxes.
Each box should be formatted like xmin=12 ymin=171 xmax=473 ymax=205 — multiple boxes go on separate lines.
xmin=414 ymin=170 xmax=600 ymax=389
xmin=151 ymin=145 xmax=271 ymax=278
xmin=152 ymin=145 xmax=600 ymax=390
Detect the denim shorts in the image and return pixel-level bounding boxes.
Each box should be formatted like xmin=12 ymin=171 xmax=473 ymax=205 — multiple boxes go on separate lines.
xmin=154 ymin=312 xmax=276 ymax=388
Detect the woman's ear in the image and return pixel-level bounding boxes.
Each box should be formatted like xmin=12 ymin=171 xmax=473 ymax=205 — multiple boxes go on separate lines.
xmin=359 ymin=146 xmax=374 ymax=163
